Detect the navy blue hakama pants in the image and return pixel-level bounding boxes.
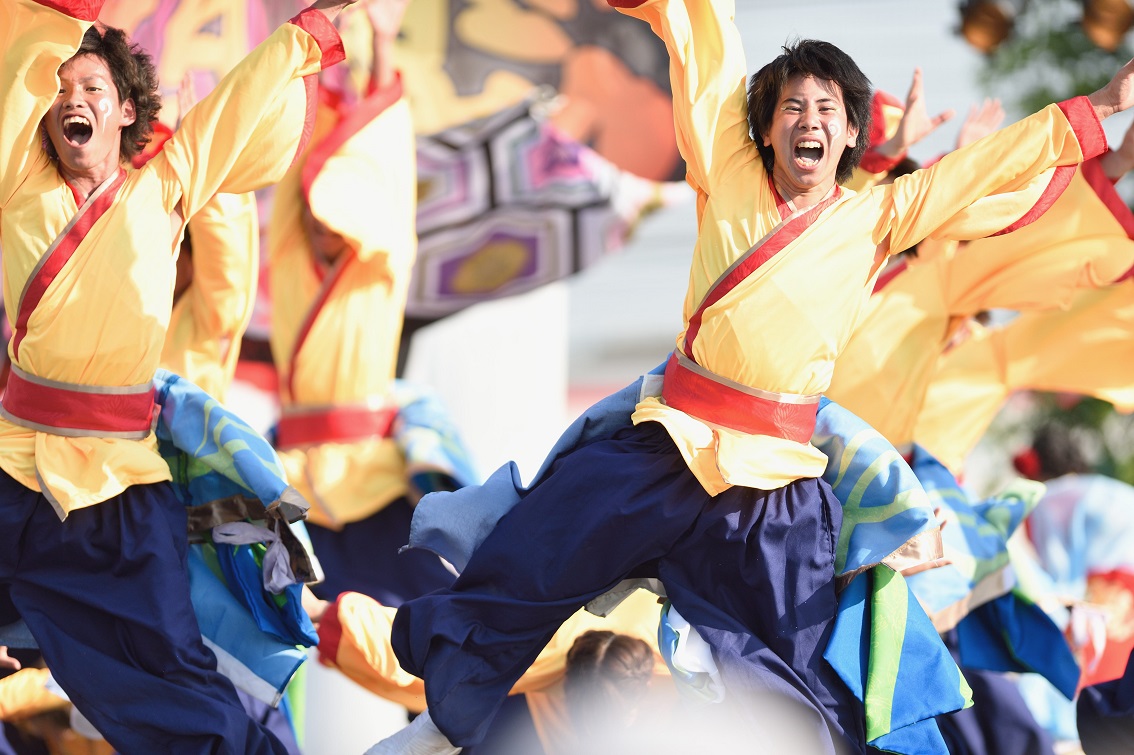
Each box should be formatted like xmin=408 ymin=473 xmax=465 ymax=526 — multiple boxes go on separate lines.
xmin=0 ymin=471 xmax=288 ymax=755
xmin=392 ymin=422 xmax=865 ymax=754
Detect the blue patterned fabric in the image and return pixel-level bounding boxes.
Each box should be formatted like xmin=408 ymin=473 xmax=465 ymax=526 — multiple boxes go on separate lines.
xmin=826 ymin=567 xmax=970 ymax=754
xmin=905 ymin=445 xmax=1079 ymax=700
xmin=906 ymin=446 xmax=1043 ymax=622
xmin=153 ymin=370 xmax=317 ymax=702
xmin=390 ymin=378 xmax=481 ymax=497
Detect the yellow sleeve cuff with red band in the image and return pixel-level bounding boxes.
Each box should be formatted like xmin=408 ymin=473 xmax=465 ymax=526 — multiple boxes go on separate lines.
xmin=317 ymin=592 xmax=428 ymax=712
xmin=28 ymin=0 xmax=103 ymax=20
xmin=154 ymin=8 xmax=346 ymax=221
xmin=609 ymin=0 xmax=762 ymax=198
xmin=1059 ymin=96 xmax=1109 ymax=160
xmin=886 ymin=99 xmax=1103 ymax=253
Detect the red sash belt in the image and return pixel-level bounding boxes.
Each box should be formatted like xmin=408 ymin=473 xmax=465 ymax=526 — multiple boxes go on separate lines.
xmin=276 ymin=405 xmax=397 ymax=449
xmin=661 ymin=352 xmax=818 ymax=443
xmin=0 ymin=365 xmax=156 ymax=439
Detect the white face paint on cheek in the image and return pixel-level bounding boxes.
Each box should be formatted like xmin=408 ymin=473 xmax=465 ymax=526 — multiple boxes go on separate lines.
xmin=98 ymin=98 xmax=111 ymax=128
xmin=826 ymin=120 xmax=842 ymax=139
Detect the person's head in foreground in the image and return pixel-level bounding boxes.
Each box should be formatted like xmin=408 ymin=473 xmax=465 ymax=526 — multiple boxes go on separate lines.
xmin=42 ymin=25 xmax=161 ymax=180
xmin=748 ymin=39 xmax=873 ymax=195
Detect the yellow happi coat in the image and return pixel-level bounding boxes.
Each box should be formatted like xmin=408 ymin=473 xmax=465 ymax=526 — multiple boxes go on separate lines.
xmin=617 ymin=0 xmax=1107 ymax=494
xmin=0 ymin=0 xmax=343 ymax=515
xmin=826 ymin=159 xmax=1134 ymax=449
xmin=160 ymin=192 xmax=259 ymax=401
xmin=269 ymin=80 xmax=417 ymax=529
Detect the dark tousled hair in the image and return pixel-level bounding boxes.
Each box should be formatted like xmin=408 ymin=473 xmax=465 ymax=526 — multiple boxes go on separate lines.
xmin=1031 ymin=422 xmax=1092 ymax=479
xmin=564 ymin=630 xmax=655 ymax=738
xmin=747 ymin=39 xmax=873 ymax=184
xmin=66 ymin=25 xmax=162 ymax=162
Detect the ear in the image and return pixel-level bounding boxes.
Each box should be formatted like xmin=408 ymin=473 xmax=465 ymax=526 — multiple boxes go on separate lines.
xmin=846 ymin=123 xmax=859 ymax=149
xmin=121 ymin=98 xmax=136 ymax=128
xmin=762 ymin=130 xmax=772 ymax=147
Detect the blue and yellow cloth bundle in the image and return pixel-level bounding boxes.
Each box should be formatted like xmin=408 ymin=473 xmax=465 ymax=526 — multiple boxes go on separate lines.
xmin=154 ymin=369 xmax=319 ymax=706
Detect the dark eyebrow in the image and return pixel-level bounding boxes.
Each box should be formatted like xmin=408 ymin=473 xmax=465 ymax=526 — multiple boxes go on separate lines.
xmin=780 ymin=96 xmax=839 ymax=106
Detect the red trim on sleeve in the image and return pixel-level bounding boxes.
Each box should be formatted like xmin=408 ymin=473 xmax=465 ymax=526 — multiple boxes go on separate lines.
xmin=31 ymin=0 xmax=105 ymax=22
xmin=316 ymin=594 xmax=346 ymax=667
xmin=607 ymin=0 xmax=650 ymax=6
xmin=300 ymin=74 xmax=405 ymax=202
xmin=288 ymin=8 xmax=347 ymax=70
xmin=1058 ymin=96 xmax=1108 ymax=161
xmin=290 ymin=75 xmax=320 ymax=171
xmin=1081 ymin=157 xmax=1134 ymax=241
xmin=857 ymin=148 xmax=904 ymax=176
xmin=989 ymin=165 xmax=1077 ymax=237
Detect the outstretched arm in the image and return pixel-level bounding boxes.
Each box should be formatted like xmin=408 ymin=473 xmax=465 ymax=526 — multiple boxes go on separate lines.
xmin=0 ymin=0 xmax=102 ymax=208
xmin=612 ymin=0 xmax=758 ymax=195
xmin=157 ymin=3 xmax=350 ymax=220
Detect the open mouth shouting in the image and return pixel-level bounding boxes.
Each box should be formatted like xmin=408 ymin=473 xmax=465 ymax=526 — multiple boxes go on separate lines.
xmin=62 ymin=114 xmax=94 ymax=148
xmin=794 ymin=139 xmax=824 ymax=169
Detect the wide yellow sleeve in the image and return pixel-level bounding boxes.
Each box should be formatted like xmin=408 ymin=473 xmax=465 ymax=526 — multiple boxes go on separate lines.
xmin=0 ymin=0 xmax=98 ymax=208
xmin=942 ymin=160 xmax=1134 ymax=314
xmin=317 ymin=592 xmax=427 ymax=713
xmin=153 ymin=10 xmax=346 ymax=221
xmin=305 ymin=79 xmax=416 ymax=267
xmin=160 ymin=192 xmax=259 ymax=400
xmin=881 ymin=99 xmax=1105 ymax=255
xmin=0 ymin=667 xmax=68 ymax=721
xmin=613 ymin=0 xmax=760 ymax=196
xmin=914 ymin=323 xmax=1012 ymax=476
xmin=997 ymin=284 xmax=1134 ymax=409
xmin=917 ymin=284 xmax=1134 ymax=473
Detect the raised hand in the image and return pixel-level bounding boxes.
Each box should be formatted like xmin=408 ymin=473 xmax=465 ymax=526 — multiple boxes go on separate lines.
xmin=955 ymin=98 xmax=1005 ymax=150
xmin=176 ymin=72 xmax=198 ymax=129
xmin=365 ymin=0 xmax=410 ymax=42
xmin=309 ymin=0 xmax=362 ymax=22
xmin=1090 ymin=57 xmax=1134 ymax=121
xmin=878 ymin=68 xmax=956 ymax=158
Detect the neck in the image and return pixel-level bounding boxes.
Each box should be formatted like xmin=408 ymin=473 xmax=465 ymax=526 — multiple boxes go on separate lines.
xmin=770 ymin=172 xmax=836 ymax=211
xmin=58 ymin=158 xmax=121 ymax=202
